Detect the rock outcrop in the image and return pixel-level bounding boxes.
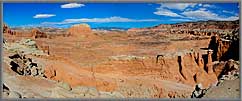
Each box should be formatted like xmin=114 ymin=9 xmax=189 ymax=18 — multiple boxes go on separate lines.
xmin=67 ymin=23 xmax=92 ymax=37
xmin=9 ymin=53 xmax=45 ymax=77
xmin=3 ymin=24 xmax=48 ymax=39
xmin=213 ymin=59 xmax=240 ymax=80
xmin=31 ymin=28 xmax=48 ymax=39
xmin=3 ymin=24 xmax=17 ymax=35
xmin=191 ymin=58 xmax=240 ymax=98
xmin=5 ymin=39 xmax=48 ymax=56
xmin=128 ymin=20 xmax=239 ymax=37
xmin=208 ymin=35 xmax=239 ymax=61
xmin=208 ymin=36 xmax=230 ymax=61
xmin=205 ymin=49 xmax=213 ymax=74
xmin=156 ymin=49 xmax=218 ymax=88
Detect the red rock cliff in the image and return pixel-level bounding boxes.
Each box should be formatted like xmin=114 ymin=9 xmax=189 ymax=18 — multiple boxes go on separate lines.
xmin=155 ymin=50 xmax=218 ymax=88
xmin=67 ymin=23 xmax=92 ymax=37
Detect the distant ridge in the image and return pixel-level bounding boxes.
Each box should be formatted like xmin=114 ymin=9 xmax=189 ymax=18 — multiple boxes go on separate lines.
xmin=93 ymin=27 xmax=129 ymax=31
xmin=135 ymin=20 xmax=239 ymax=29
xmin=7 ymin=20 xmax=239 ymax=30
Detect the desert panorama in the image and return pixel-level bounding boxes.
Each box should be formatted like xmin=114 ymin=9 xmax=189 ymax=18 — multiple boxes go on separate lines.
xmin=2 ymin=3 xmax=240 ymax=99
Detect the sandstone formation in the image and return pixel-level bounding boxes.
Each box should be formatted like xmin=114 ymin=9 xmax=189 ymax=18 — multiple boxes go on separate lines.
xmin=3 ymin=24 xmax=12 ymax=34
xmin=4 ymin=38 xmax=48 ymax=56
xmin=213 ymin=59 xmax=240 ymax=80
xmin=208 ymin=34 xmax=239 ymax=61
xmin=190 ymin=58 xmax=240 ymax=98
xmin=205 ymin=49 xmax=213 ymax=74
xmin=128 ymin=20 xmax=239 ymax=37
xmin=9 ymin=52 xmax=45 ymax=77
xmin=31 ymin=28 xmax=47 ymax=39
xmin=3 ymin=24 xmax=19 ymax=36
xmin=156 ymin=50 xmax=218 ymax=88
xmin=35 ymin=40 xmax=50 ymax=55
xmin=3 ymin=24 xmax=48 ymax=39
xmin=44 ymin=65 xmax=56 ymax=79
xmin=67 ymin=23 xmax=92 ymax=37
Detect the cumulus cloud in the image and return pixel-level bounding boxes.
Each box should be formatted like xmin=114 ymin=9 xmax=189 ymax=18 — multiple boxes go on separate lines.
xmin=169 ymin=18 xmax=193 ymax=22
xmin=41 ymin=16 xmax=159 ymax=25
xmin=154 ymin=3 xmax=198 ymax=17
xmin=64 ymin=17 xmax=136 ymax=23
xmin=182 ymin=10 xmax=217 ymax=19
xmin=153 ymin=3 xmax=238 ymax=21
xmin=182 ymin=9 xmax=238 ymax=21
xmin=199 ymin=8 xmax=207 ymax=11
xmin=33 ymin=14 xmax=56 ymax=18
xmin=159 ymin=3 xmax=197 ymax=10
xmin=222 ymin=10 xmax=237 ymax=15
xmin=222 ymin=10 xmax=230 ymax=13
xmin=202 ymin=4 xmax=217 ymax=8
xmin=217 ymin=16 xmax=239 ymax=21
xmin=17 ymin=23 xmax=71 ymax=28
xmin=61 ymin=3 xmax=85 ymax=8
xmin=154 ymin=7 xmax=183 ymax=17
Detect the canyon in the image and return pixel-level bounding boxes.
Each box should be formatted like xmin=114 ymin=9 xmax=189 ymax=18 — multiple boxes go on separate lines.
xmin=2 ymin=20 xmax=240 ymax=98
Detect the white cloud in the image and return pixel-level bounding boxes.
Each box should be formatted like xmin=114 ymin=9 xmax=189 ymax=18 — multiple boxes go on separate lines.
xmin=182 ymin=9 xmax=238 ymax=21
xmin=159 ymin=3 xmax=197 ymax=10
xmin=65 ymin=16 xmax=159 ymax=22
xmin=202 ymin=4 xmax=217 ymax=8
xmin=199 ymin=8 xmax=207 ymax=11
xmin=41 ymin=16 xmax=160 ymax=25
xmin=217 ymin=16 xmax=239 ymax=21
xmin=154 ymin=7 xmax=183 ymax=17
xmin=182 ymin=10 xmax=218 ymax=19
xmin=184 ymin=8 xmax=193 ymax=11
xmin=154 ymin=3 xmax=198 ymax=17
xmin=65 ymin=17 xmax=134 ymax=23
xmin=33 ymin=14 xmax=56 ymax=18
xmin=61 ymin=3 xmax=85 ymax=8
xmin=17 ymin=23 xmax=71 ymax=28
xmin=169 ymin=18 xmax=193 ymax=22
xmin=222 ymin=10 xmax=237 ymax=15
xmin=222 ymin=10 xmax=230 ymax=13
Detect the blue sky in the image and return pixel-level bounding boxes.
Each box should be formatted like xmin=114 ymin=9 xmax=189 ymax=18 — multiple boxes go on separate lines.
xmin=3 ymin=3 xmax=240 ymax=28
